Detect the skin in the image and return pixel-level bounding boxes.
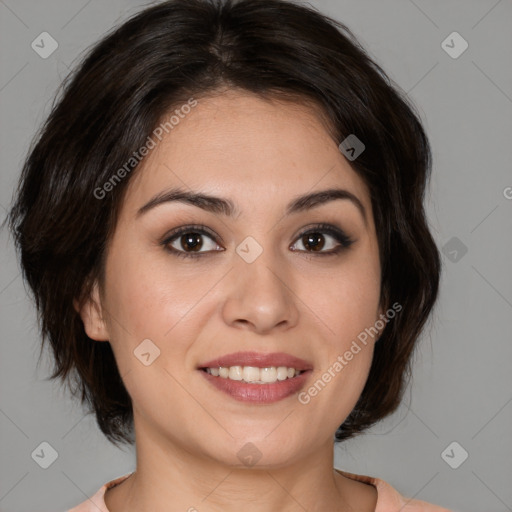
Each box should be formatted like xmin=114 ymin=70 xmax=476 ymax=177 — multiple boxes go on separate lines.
xmin=78 ymin=89 xmax=384 ymax=512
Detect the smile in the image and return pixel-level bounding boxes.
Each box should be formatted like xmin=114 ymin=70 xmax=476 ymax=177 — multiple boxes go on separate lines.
xmin=202 ymin=365 xmax=305 ymax=383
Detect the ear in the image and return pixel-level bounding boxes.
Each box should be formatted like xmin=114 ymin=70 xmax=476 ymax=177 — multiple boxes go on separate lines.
xmin=73 ymin=280 xmax=110 ymax=342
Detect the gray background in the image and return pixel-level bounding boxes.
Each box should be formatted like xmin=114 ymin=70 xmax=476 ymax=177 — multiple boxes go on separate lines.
xmin=0 ymin=0 xmax=511 ymax=511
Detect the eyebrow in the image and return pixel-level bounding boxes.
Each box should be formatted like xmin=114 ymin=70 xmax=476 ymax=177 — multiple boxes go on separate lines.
xmin=136 ymin=186 xmax=367 ymax=225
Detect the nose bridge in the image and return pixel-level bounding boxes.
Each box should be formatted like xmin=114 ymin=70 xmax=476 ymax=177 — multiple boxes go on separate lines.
xmin=222 ymin=234 xmax=299 ymax=333
xmin=235 ymin=233 xmax=288 ymax=299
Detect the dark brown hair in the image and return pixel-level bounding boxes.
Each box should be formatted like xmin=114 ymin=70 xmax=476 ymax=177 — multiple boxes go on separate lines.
xmin=5 ymin=0 xmax=441 ymax=447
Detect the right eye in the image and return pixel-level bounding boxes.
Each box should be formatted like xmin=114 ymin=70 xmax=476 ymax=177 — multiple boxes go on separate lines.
xmin=162 ymin=225 xmax=224 ymax=259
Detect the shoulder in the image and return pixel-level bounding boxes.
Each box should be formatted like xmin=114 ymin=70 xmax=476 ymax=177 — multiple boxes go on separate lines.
xmin=335 ymin=469 xmax=455 ymax=512
xmin=66 ymin=473 xmax=132 ymax=512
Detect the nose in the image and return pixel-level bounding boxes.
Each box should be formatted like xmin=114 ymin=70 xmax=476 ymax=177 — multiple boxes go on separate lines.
xmin=221 ymin=250 xmax=300 ymax=335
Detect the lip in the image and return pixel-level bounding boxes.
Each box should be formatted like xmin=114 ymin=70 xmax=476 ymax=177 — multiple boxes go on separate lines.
xmin=199 ymin=368 xmax=313 ymax=403
xmin=197 ymin=351 xmax=313 ymax=371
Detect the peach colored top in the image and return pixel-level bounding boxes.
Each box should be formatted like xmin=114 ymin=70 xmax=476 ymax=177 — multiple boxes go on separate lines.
xmin=67 ymin=469 xmax=455 ymax=511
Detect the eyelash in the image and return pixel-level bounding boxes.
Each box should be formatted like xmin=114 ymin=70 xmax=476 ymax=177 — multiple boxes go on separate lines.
xmin=161 ymin=223 xmax=355 ymax=259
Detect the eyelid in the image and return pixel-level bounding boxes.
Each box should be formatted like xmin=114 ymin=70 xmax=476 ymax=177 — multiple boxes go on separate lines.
xmin=162 ymin=224 xmax=222 ymax=244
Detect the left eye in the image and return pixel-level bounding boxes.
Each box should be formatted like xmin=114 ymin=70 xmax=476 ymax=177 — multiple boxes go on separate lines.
xmin=291 ymin=231 xmax=342 ymax=253
xmin=290 ymin=224 xmax=354 ymax=255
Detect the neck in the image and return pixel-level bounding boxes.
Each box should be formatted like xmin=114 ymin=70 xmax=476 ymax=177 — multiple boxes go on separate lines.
xmin=104 ymin=421 xmax=376 ymax=512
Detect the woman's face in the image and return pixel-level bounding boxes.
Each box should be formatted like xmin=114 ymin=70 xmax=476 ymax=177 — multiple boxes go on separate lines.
xmin=82 ymin=89 xmax=383 ymax=468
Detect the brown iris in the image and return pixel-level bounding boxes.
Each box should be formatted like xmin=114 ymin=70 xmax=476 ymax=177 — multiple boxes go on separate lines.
xmin=180 ymin=233 xmax=203 ymax=252
xmin=302 ymin=232 xmax=325 ymax=252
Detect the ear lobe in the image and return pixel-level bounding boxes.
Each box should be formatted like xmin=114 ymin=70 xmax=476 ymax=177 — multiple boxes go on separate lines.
xmin=73 ymin=280 xmax=110 ymax=342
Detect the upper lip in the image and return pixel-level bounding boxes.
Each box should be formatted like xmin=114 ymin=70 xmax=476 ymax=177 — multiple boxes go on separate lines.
xmin=198 ymin=351 xmax=313 ymax=371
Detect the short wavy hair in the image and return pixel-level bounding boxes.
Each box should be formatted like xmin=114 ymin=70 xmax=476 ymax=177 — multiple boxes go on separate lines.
xmin=5 ymin=0 xmax=441 ymax=447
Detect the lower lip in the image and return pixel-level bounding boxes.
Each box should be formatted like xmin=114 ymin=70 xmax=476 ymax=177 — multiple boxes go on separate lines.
xmin=199 ymin=369 xmax=312 ymax=403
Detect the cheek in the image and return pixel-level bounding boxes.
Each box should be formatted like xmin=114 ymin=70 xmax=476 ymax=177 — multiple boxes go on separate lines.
xmin=294 ymin=255 xmax=380 ymax=419
xmin=102 ymin=241 xmax=223 ymax=390
xmin=104 ymin=241 xmax=203 ymax=337
xmin=303 ymin=254 xmax=381 ymax=345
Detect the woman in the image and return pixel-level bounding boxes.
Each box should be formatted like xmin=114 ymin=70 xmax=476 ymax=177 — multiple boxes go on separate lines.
xmin=6 ymin=0 xmax=452 ymax=510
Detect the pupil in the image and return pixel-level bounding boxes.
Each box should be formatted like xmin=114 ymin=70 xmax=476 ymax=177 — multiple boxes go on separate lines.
xmin=182 ymin=233 xmax=202 ymax=252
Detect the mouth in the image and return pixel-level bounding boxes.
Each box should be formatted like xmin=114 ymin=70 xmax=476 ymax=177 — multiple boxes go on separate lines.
xmin=197 ymin=351 xmax=313 ymax=403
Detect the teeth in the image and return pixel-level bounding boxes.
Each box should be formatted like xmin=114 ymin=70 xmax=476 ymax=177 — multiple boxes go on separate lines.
xmin=204 ymin=366 xmax=303 ymax=383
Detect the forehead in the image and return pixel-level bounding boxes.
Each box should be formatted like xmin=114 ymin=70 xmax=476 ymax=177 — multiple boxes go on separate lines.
xmin=123 ymin=90 xmax=372 ymax=219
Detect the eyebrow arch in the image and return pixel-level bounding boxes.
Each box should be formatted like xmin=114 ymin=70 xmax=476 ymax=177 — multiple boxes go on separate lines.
xmin=137 ymin=186 xmax=367 ymax=225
